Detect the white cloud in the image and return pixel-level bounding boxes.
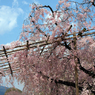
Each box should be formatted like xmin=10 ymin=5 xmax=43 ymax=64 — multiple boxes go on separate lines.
xmin=0 ymin=0 xmax=23 ymax=35
xmin=33 ymin=0 xmax=40 ymax=5
xmin=12 ymin=0 xmax=19 ymax=7
xmin=22 ymin=0 xmax=40 ymax=5
xmin=22 ymin=1 xmax=29 ymax=5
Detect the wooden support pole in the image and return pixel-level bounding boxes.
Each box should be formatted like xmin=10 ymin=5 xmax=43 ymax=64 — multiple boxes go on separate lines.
xmin=3 ymin=46 xmax=13 ymax=77
xmin=26 ymin=40 xmax=29 ymax=57
xmin=73 ymin=33 xmax=79 ymax=95
xmin=26 ymin=40 xmax=29 ymax=50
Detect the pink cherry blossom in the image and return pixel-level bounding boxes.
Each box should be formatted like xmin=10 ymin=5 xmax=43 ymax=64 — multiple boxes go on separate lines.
xmin=58 ymin=1 xmax=64 ymax=5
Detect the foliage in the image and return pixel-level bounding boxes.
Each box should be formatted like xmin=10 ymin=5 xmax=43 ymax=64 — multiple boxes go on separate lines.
xmin=4 ymin=87 xmax=22 ymax=95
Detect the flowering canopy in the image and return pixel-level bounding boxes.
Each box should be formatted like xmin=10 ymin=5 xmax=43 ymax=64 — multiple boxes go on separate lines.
xmin=0 ymin=0 xmax=95 ymax=95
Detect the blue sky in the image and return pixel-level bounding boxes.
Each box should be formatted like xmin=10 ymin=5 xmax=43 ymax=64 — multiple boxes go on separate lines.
xmin=0 ymin=0 xmax=59 ymax=45
xmin=0 ymin=0 xmax=59 ymax=91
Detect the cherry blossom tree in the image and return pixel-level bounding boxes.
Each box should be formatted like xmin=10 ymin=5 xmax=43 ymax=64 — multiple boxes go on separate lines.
xmin=0 ymin=0 xmax=95 ymax=95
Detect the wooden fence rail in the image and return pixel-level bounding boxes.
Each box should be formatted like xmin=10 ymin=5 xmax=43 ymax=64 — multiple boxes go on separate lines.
xmin=0 ymin=29 xmax=95 ymax=76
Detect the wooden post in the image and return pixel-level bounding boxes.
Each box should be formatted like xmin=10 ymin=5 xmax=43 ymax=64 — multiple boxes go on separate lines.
xmin=3 ymin=46 xmax=13 ymax=77
xmin=73 ymin=33 xmax=79 ymax=95
xmin=26 ymin=40 xmax=29 ymax=57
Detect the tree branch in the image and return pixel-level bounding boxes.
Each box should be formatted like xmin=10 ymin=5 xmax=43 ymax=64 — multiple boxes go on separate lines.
xmin=38 ymin=5 xmax=54 ymax=17
xmin=77 ymin=57 xmax=95 ymax=78
xmin=39 ymin=70 xmax=95 ymax=94
xmin=38 ymin=71 xmax=83 ymax=91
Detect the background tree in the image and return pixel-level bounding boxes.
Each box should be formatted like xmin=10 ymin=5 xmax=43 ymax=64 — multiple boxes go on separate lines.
xmin=4 ymin=87 xmax=22 ymax=95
